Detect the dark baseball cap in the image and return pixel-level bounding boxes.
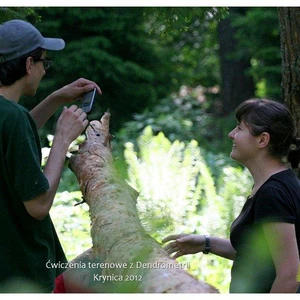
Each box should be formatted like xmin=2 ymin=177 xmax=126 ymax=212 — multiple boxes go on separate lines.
xmin=0 ymin=19 xmax=65 ymax=63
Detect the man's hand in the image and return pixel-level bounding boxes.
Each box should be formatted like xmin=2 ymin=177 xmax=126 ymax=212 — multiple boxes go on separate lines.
xmin=55 ymin=105 xmax=89 ymax=144
xmin=30 ymin=78 xmax=101 ymax=130
xmin=52 ymin=78 xmax=102 ymax=104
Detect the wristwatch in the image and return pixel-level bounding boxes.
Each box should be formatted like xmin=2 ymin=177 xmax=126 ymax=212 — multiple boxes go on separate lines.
xmin=203 ymin=235 xmax=211 ymax=254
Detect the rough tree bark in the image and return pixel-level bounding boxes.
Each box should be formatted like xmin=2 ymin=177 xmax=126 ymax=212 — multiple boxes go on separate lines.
xmin=278 ymin=7 xmax=300 ymax=135
xmin=68 ymin=112 xmax=218 ymax=293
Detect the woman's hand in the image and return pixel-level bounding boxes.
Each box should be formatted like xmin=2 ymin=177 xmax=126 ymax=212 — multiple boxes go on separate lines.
xmin=162 ymin=234 xmax=206 ymax=259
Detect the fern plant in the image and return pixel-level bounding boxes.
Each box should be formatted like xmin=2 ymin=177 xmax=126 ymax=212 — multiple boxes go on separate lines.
xmin=124 ymin=126 xmax=207 ymax=238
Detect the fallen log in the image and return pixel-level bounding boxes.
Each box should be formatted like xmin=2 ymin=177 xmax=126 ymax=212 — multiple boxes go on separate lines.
xmin=68 ymin=112 xmax=218 ymax=293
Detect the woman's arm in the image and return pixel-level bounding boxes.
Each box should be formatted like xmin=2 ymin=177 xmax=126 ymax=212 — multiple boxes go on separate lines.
xmin=162 ymin=233 xmax=236 ymax=260
xmin=263 ymin=222 xmax=299 ymax=293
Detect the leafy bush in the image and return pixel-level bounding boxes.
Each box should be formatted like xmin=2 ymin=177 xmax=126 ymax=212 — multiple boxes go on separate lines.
xmin=50 ymin=191 xmax=92 ymax=260
xmin=118 ymin=85 xmax=236 ymax=155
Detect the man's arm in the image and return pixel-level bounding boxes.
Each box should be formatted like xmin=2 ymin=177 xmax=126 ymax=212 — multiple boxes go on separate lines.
xmin=30 ymin=78 xmax=101 ymax=129
xmin=24 ymin=105 xmax=88 ymax=220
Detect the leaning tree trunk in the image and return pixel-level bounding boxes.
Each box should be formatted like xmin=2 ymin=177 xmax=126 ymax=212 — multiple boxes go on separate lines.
xmin=278 ymin=7 xmax=300 ymax=135
xmin=68 ymin=112 xmax=217 ymax=293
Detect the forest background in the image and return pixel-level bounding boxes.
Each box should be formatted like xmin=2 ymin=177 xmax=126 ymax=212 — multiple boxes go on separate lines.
xmin=1 ymin=7 xmax=285 ymax=293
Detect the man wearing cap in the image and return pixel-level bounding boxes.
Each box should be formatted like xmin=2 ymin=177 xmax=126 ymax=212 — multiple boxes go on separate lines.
xmin=0 ymin=19 xmax=101 ymax=292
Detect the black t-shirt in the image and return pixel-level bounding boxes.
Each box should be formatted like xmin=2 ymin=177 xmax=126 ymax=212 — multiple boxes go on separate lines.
xmin=0 ymin=96 xmax=67 ymax=292
xmin=230 ymin=169 xmax=300 ymax=293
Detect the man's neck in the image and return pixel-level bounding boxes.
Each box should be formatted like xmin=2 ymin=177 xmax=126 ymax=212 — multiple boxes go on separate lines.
xmin=0 ymin=78 xmax=26 ymax=102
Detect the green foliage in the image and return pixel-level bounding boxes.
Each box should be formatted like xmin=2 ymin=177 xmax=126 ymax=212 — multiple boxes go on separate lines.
xmin=232 ymin=8 xmax=281 ymax=99
xmin=0 ymin=7 xmax=41 ymax=23
xmin=144 ymin=7 xmax=228 ymax=36
xmin=124 ymin=126 xmax=252 ymax=293
xmin=118 ymin=85 xmax=236 ymax=155
xmin=50 ymin=191 xmax=91 ymax=260
xmin=150 ymin=10 xmax=222 ymax=89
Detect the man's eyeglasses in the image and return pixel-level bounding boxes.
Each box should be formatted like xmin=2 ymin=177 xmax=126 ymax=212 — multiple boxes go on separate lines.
xmin=34 ymin=58 xmax=52 ymax=71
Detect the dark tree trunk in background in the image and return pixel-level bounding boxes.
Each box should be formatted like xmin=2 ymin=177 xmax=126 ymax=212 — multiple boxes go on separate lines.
xmin=278 ymin=7 xmax=300 ymax=135
xmin=217 ymin=7 xmax=255 ymax=115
